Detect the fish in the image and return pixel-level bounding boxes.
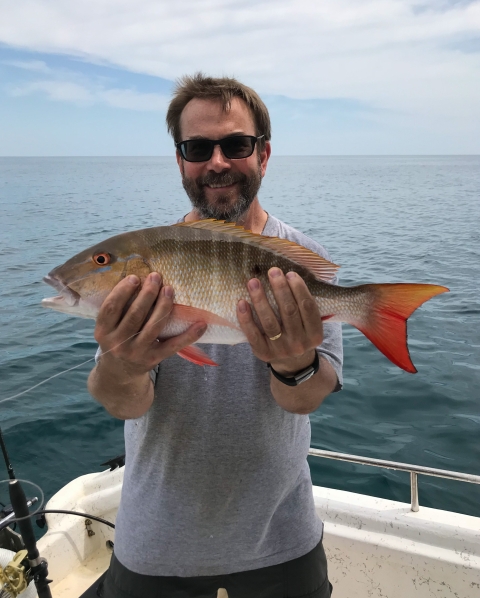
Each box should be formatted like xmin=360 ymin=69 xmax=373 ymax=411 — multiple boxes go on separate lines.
xmin=42 ymin=220 xmax=448 ymax=372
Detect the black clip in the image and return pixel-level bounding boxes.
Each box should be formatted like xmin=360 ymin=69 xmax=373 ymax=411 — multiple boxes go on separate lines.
xmin=100 ymin=454 xmax=125 ymax=471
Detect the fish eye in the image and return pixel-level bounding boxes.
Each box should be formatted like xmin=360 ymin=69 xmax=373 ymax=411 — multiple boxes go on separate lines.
xmin=93 ymin=252 xmax=111 ymax=266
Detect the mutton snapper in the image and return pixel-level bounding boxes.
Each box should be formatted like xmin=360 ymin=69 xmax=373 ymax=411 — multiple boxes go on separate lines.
xmin=42 ymin=220 xmax=448 ymax=372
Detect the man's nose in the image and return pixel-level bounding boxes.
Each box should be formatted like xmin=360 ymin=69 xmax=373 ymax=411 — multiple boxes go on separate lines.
xmin=207 ymin=144 xmax=231 ymax=172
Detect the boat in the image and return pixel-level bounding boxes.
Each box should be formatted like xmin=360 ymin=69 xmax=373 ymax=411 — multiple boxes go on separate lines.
xmin=2 ymin=448 xmax=479 ymax=597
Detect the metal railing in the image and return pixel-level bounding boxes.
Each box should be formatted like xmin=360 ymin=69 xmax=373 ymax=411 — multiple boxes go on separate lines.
xmin=308 ymin=448 xmax=480 ymax=512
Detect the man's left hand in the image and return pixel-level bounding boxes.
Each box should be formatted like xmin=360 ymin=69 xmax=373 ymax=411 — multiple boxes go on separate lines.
xmin=236 ymin=267 xmax=323 ymax=375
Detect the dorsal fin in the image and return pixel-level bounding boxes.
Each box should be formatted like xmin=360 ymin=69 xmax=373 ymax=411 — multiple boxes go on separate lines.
xmin=174 ymin=219 xmax=340 ymax=282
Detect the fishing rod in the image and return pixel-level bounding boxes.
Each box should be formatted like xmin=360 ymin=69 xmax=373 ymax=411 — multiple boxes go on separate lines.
xmin=0 ymin=428 xmax=52 ymax=598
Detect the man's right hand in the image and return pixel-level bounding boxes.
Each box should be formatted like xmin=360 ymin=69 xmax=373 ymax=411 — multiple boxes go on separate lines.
xmin=94 ymin=272 xmax=207 ymax=374
xmin=88 ymin=272 xmax=207 ymax=419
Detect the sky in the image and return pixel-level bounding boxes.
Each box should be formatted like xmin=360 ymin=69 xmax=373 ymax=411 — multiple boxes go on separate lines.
xmin=1 ymin=0 xmax=480 ymax=155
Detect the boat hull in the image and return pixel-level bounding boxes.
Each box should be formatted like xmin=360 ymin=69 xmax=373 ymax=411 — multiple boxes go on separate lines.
xmin=35 ymin=467 xmax=480 ymax=597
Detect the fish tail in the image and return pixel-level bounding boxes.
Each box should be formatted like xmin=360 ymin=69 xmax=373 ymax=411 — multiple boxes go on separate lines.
xmin=349 ymin=283 xmax=449 ymax=373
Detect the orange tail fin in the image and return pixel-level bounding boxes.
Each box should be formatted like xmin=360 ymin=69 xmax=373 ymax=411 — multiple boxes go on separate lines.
xmin=353 ymin=283 xmax=448 ymax=373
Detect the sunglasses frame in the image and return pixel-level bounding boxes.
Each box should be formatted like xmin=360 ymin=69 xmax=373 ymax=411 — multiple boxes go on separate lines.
xmin=176 ymin=135 xmax=265 ymax=162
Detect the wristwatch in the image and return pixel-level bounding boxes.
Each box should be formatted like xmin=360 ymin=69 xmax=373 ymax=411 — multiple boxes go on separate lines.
xmin=267 ymin=351 xmax=320 ymax=386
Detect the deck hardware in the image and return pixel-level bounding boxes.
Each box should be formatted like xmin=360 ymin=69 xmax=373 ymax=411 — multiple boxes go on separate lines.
xmin=309 ymin=448 xmax=480 ymax=512
xmin=35 ymin=513 xmax=46 ymax=529
xmin=0 ymin=498 xmax=39 ymax=532
xmin=85 ymin=519 xmax=95 ymax=537
xmin=410 ymin=472 xmax=419 ymax=512
xmin=100 ymin=454 xmax=125 ymax=471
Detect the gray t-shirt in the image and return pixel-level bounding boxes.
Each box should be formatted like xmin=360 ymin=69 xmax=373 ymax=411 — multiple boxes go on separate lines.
xmin=112 ymin=215 xmax=343 ymax=576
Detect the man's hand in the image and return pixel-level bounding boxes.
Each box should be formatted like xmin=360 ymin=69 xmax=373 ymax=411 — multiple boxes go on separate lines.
xmin=88 ymin=272 xmax=207 ymax=419
xmin=236 ymin=267 xmax=337 ymax=414
xmin=94 ymin=272 xmax=207 ymax=374
xmin=236 ymin=268 xmax=323 ymax=372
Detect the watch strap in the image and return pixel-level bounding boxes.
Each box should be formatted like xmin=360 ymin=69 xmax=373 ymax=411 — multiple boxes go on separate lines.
xmin=267 ymin=351 xmax=320 ymax=386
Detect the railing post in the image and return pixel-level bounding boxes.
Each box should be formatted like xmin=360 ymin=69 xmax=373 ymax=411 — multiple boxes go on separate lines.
xmin=410 ymin=472 xmax=419 ymax=512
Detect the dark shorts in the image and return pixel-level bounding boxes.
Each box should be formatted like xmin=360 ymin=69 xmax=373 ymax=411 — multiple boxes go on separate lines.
xmin=100 ymin=540 xmax=332 ymax=598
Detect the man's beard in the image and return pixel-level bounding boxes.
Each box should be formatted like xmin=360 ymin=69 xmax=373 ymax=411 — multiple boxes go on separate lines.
xmin=181 ymin=161 xmax=263 ymax=222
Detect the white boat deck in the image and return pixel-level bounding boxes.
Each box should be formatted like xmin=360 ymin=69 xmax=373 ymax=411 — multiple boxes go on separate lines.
xmin=314 ymin=485 xmax=480 ymax=597
xmin=32 ymin=465 xmax=480 ymax=598
xmin=47 ymin=551 xmax=110 ymax=598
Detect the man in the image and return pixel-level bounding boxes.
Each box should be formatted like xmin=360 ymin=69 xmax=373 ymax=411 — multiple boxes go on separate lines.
xmin=89 ymin=74 xmax=342 ymax=598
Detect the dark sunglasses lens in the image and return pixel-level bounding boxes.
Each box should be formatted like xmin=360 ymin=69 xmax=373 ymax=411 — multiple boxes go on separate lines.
xmin=180 ymin=136 xmax=257 ymax=161
xmin=182 ymin=140 xmax=213 ymax=162
xmin=221 ymin=136 xmax=255 ymax=159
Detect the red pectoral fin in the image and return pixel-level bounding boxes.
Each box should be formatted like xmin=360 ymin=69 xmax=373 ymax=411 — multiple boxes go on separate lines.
xmin=177 ymin=345 xmax=219 ymax=367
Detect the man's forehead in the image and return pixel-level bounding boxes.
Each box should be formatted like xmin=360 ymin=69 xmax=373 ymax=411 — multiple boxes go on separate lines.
xmin=179 ymin=97 xmax=256 ymax=138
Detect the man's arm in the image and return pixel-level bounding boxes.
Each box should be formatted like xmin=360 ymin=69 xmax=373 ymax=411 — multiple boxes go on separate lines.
xmin=268 ymin=351 xmax=338 ymax=414
xmin=237 ymin=268 xmax=339 ymax=414
xmin=88 ymin=361 xmax=154 ymax=420
xmin=88 ymin=272 xmax=206 ymax=420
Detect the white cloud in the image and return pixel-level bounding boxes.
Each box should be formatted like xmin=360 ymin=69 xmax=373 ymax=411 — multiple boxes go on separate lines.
xmin=1 ymin=2 xmax=479 ymax=95
xmin=1 ymin=0 xmax=480 ymax=147
xmin=1 ymin=59 xmax=52 ymax=73
xmin=9 ymin=80 xmax=94 ymax=103
xmin=8 ymin=78 xmax=168 ymax=111
xmin=97 ymin=88 xmax=168 ymax=111
xmin=4 ymin=61 xmax=169 ymax=111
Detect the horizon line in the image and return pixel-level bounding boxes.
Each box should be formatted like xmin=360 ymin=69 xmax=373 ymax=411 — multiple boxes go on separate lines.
xmin=1 ymin=154 xmax=479 ymax=158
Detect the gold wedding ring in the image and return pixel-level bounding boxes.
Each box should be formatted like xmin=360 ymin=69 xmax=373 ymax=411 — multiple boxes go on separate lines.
xmin=269 ymin=332 xmax=282 ymax=341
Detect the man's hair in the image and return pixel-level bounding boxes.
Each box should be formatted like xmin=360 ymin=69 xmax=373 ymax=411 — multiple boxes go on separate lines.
xmin=166 ymin=73 xmax=271 ymax=148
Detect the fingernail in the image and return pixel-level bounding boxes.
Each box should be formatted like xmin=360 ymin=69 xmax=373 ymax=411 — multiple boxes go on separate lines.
xmin=269 ymin=268 xmax=282 ymax=278
xmin=238 ymin=300 xmax=247 ymax=314
xmin=128 ymin=275 xmax=139 ymax=285
xmin=164 ymin=286 xmax=173 ymax=298
xmin=286 ymin=271 xmax=296 ymax=280
xmin=150 ymin=272 xmax=161 ymax=285
xmin=197 ymin=325 xmax=207 ymax=337
xmin=248 ymin=279 xmax=260 ymax=291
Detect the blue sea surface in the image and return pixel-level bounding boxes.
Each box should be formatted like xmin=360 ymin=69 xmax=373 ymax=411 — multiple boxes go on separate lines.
xmin=0 ymin=156 xmax=479 ymax=519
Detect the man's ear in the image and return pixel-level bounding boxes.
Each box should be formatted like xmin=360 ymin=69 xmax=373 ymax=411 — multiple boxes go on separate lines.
xmin=260 ymin=141 xmax=272 ymax=177
xmin=176 ymin=149 xmax=184 ymax=173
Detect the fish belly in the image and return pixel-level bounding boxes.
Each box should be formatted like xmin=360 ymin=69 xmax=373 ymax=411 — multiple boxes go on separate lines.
xmin=158 ymin=317 xmax=247 ymax=345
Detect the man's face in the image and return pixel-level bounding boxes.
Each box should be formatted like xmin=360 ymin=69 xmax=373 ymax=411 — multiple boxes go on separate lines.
xmin=176 ymin=97 xmax=271 ymax=221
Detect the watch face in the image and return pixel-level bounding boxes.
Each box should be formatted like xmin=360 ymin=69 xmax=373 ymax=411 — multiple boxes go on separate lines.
xmin=295 ymin=368 xmax=315 ymax=385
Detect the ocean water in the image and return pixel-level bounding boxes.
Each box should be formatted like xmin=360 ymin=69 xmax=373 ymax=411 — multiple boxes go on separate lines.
xmin=0 ymin=156 xmax=479 ymax=521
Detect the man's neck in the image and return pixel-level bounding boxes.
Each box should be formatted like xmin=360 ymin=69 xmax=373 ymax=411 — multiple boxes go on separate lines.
xmin=185 ymin=198 xmax=268 ymax=234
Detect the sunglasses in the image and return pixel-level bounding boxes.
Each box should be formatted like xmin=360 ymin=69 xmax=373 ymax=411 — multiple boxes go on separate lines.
xmin=176 ymin=135 xmax=265 ymax=162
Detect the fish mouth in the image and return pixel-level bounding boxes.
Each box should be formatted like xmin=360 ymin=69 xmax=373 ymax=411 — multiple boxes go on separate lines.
xmin=42 ymin=273 xmax=81 ymax=307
